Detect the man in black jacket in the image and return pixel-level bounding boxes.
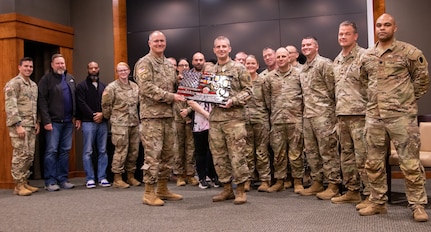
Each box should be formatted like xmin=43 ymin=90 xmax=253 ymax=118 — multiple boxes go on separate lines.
xmin=76 ymin=62 xmax=110 ymax=189
xmin=38 ymin=54 xmax=81 ymax=191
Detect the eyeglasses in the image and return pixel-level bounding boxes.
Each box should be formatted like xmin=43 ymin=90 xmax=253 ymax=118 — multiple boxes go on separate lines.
xmin=117 ymin=69 xmax=129 ymax=73
xmin=178 ymin=64 xmax=189 ymax=67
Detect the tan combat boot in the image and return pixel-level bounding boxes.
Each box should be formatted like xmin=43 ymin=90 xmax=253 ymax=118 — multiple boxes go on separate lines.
xmin=257 ymin=181 xmax=270 ymax=192
xmin=142 ymin=183 xmax=164 ymax=206
xmin=284 ymin=180 xmax=292 ymax=189
xmin=14 ymin=183 xmax=32 ymax=196
xmin=113 ymin=173 xmax=130 ymax=189
xmin=267 ymin=179 xmax=284 ymax=193
xmin=234 ymin=182 xmax=247 ymax=205
xmin=24 ymin=182 xmax=39 ymax=193
xmin=127 ymin=172 xmax=141 ymax=186
xmin=293 ymin=178 xmax=304 ymax=193
xmin=176 ymin=175 xmax=186 ymax=186
xmin=412 ymin=205 xmax=429 ymax=222
xmin=356 ymin=196 xmax=371 ymax=210
xmin=298 ymin=181 xmax=324 ymax=196
xmin=187 ymin=176 xmax=199 ymax=186
xmin=156 ymin=179 xmax=183 ymax=201
xmin=316 ymin=183 xmax=339 ymax=200
xmin=212 ymin=182 xmax=235 ymax=202
xmin=244 ymin=180 xmax=251 ymax=192
xmin=331 ymin=190 xmax=361 ymax=204
xmin=358 ymin=203 xmax=387 ymax=216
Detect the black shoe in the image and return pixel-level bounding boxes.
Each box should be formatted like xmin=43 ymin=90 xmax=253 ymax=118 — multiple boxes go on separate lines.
xmin=212 ymin=178 xmax=222 ymax=188
xmin=199 ymin=179 xmax=210 ymax=189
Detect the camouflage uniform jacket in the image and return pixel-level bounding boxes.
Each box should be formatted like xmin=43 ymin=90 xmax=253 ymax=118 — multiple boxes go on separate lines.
xmin=244 ymin=76 xmax=269 ymax=124
xmin=360 ymin=40 xmax=429 ymax=119
xmin=334 ymin=44 xmax=367 ymax=116
xmin=102 ymin=79 xmax=139 ymax=126
xmin=300 ymin=54 xmax=335 ymax=118
xmin=210 ymin=59 xmax=253 ymax=122
xmin=263 ymin=67 xmax=303 ymax=124
xmin=134 ymin=52 xmax=177 ymax=119
xmin=4 ymin=75 xmax=38 ymax=127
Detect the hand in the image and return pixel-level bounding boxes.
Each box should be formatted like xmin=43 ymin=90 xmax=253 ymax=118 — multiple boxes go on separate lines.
xmin=219 ymin=99 xmax=233 ymax=109
xmin=173 ymin=94 xmax=186 ymax=102
xmin=35 ymin=123 xmax=40 ymax=135
xmin=93 ymin=112 xmax=103 ymax=123
xmin=180 ymin=109 xmax=189 ymax=118
xmin=75 ymin=120 xmax=81 ymax=130
xmin=16 ymin=125 xmax=26 ymax=138
xmin=44 ymin=123 xmax=53 ymax=131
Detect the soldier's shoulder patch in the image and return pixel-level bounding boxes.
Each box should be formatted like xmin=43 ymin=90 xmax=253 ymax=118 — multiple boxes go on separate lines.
xmin=137 ymin=67 xmax=145 ymax=74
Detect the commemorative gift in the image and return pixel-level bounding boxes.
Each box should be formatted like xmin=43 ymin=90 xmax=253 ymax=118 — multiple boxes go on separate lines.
xmin=177 ymin=70 xmax=232 ymax=105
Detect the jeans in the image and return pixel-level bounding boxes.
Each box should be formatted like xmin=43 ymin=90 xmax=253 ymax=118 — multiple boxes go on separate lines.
xmin=44 ymin=122 xmax=73 ymax=185
xmin=82 ymin=121 xmax=108 ymax=182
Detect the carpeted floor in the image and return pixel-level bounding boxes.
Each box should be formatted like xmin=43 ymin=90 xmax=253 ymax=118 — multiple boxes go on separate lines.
xmin=0 ymin=178 xmax=430 ymax=232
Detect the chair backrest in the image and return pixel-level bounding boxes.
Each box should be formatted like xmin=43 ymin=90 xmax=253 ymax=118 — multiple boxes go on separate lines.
xmin=419 ymin=122 xmax=431 ymax=151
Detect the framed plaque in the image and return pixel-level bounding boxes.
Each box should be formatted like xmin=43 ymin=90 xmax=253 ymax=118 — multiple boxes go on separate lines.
xmin=177 ymin=70 xmax=232 ymax=105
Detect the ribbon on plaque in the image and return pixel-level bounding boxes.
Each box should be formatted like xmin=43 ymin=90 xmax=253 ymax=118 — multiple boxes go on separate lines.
xmin=177 ymin=70 xmax=232 ymax=105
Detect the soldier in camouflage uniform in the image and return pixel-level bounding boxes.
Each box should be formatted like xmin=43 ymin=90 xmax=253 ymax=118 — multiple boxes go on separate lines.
xmin=134 ymin=31 xmax=186 ymax=206
xmin=4 ymin=57 xmax=39 ymax=196
xmin=299 ymin=36 xmax=342 ymax=200
xmin=358 ymin=13 xmax=429 ymax=222
xmin=331 ymin=21 xmax=370 ymax=205
xmin=243 ymin=55 xmax=271 ymax=192
xmin=173 ymin=59 xmax=197 ymax=187
xmin=259 ymin=47 xmax=277 ymax=78
xmin=102 ymin=62 xmax=140 ymax=189
xmin=263 ymin=48 xmax=305 ymax=194
xmin=210 ymin=36 xmax=253 ymax=205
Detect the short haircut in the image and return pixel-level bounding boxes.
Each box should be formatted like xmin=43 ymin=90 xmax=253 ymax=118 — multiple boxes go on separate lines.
xmin=51 ymin=53 xmax=64 ymax=62
xmin=340 ymin=20 xmax=358 ymax=34
xmin=302 ymin=36 xmax=318 ymax=46
xmin=214 ymin=36 xmax=231 ymax=47
xmin=19 ymin=57 xmax=33 ymax=65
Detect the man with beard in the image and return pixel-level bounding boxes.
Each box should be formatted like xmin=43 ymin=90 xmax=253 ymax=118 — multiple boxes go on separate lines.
xmin=76 ymin=62 xmax=112 ymax=189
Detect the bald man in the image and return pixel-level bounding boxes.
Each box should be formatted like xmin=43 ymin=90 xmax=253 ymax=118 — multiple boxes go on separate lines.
xmin=358 ymin=13 xmax=429 ymax=222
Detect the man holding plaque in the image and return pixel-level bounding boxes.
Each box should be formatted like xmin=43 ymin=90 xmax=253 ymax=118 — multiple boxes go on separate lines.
xmin=209 ymin=36 xmax=253 ymax=205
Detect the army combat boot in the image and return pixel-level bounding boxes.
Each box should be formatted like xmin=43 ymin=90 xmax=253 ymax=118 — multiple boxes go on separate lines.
xmin=186 ymin=176 xmax=199 ymax=186
xmin=127 ymin=172 xmax=141 ymax=186
xmin=299 ymin=181 xmax=324 ymax=196
xmin=14 ymin=183 xmax=32 ymax=196
xmin=113 ymin=173 xmax=130 ymax=189
xmin=284 ymin=180 xmax=292 ymax=189
xmin=316 ymin=183 xmax=339 ymax=200
xmin=24 ymin=181 xmax=39 ymax=193
xmin=156 ymin=179 xmax=183 ymax=201
xmin=244 ymin=180 xmax=251 ymax=192
xmin=142 ymin=183 xmax=164 ymax=206
xmin=234 ymin=182 xmax=247 ymax=205
xmin=412 ymin=205 xmax=429 ymax=222
xmin=358 ymin=203 xmax=387 ymax=216
xmin=331 ymin=190 xmax=361 ymax=204
xmin=257 ymin=181 xmax=270 ymax=192
xmin=293 ymin=178 xmax=304 ymax=193
xmin=212 ymin=182 xmax=235 ymax=202
xmin=356 ymin=196 xmax=372 ymax=210
xmin=267 ymin=179 xmax=284 ymax=193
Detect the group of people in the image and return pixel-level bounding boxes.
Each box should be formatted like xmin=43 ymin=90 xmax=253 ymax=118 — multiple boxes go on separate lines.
xmin=4 ymin=13 xmax=429 ymax=222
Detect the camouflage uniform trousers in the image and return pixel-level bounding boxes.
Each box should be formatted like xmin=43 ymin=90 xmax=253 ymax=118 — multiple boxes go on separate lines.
xmin=141 ymin=118 xmax=176 ymax=184
xmin=338 ymin=115 xmax=370 ymax=194
xmin=244 ymin=122 xmax=271 ymax=182
xmin=9 ymin=126 xmax=36 ymax=183
xmin=303 ymin=115 xmax=341 ymax=184
xmin=209 ymin=120 xmax=250 ymax=184
xmin=365 ymin=115 xmax=427 ymax=205
xmin=173 ymin=122 xmax=195 ymax=176
xmin=110 ymin=125 xmax=140 ymax=174
xmin=271 ymin=122 xmax=304 ymax=180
